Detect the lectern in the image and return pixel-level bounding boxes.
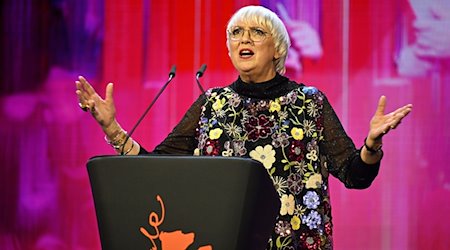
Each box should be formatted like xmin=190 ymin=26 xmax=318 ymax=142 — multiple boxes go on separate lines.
xmin=87 ymin=155 xmax=280 ymax=250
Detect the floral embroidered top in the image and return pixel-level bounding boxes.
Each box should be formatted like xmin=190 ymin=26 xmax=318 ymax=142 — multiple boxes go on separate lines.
xmin=143 ymin=73 xmax=381 ymax=250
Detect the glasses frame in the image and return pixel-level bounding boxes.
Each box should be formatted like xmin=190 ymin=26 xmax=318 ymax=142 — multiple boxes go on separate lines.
xmin=227 ymin=26 xmax=272 ymax=42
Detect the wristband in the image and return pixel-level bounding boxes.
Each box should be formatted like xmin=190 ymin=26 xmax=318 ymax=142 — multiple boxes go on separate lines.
xmin=364 ymin=137 xmax=382 ymax=154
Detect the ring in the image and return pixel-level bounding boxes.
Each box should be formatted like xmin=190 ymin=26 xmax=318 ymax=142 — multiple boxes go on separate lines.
xmin=78 ymin=103 xmax=89 ymax=112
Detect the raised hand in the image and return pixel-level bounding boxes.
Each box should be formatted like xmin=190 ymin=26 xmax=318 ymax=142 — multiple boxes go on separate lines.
xmin=367 ymin=96 xmax=413 ymax=145
xmin=360 ymin=96 xmax=412 ymax=163
xmin=75 ymin=76 xmax=116 ymax=130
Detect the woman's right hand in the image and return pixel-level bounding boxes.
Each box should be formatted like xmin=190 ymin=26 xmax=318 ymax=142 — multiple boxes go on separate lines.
xmin=75 ymin=76 xmax=117 ymax=132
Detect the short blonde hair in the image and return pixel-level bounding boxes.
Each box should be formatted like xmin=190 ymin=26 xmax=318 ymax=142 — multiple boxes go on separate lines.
xmin=226 ymin=5 xmax=291 ymax=74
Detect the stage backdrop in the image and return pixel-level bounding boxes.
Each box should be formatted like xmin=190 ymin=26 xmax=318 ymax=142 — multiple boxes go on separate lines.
xmin=1 ymin=0 xmax=449 ymax=249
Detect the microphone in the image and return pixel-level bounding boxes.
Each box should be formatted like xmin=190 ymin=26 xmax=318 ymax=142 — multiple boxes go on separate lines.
xmin=196 ymin=64 xmax=234 ymax=144
xmin=195 ymin=64 xmax=207 ymax=93
xmin=120 ymin=65 xmax=177 ymax=155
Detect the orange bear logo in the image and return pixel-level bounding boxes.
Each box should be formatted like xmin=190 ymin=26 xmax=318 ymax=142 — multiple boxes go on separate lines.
xmin=140 ymin=195 xmax=213 ymax=250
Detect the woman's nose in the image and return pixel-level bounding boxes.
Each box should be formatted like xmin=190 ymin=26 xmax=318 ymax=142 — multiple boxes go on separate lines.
xmin=240 ymin=30 xmax=252 ymax=43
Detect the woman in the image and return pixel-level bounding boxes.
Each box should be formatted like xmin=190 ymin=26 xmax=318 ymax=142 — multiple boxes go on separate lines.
xmin=76 ymin=5 xmax=412 ymax=249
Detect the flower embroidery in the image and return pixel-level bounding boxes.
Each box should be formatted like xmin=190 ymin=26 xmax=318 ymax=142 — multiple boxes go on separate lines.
xmin=223 ymin=123 xmax=242 ymax=138
xmin=287 ymin=173 xmax=304 ymax=195
xmin=280 ymin=91 xmax=298 ymax=105
xmin=207 ymin=90 xmax=216 ymax=97
xmin=280 ymin=194 xmax=295 ymax=216
xmin=278 ymin=110 xmax=288 ymax=121
xmin=315 ymin=116 xmax=324 ymax=130
xmin=209 ymin=128 xmax=223 ymax=140
xmin=212 ymin=98 xmax=226 ymax=111
xmin=271 ymin=132 xmax=289 ymax=148
xmin=222 ymin=141 xmax=234 ymax=157
xmin=303 ymin=191 xmax=320 ymax=209
xmin=291 ymin=215 xmax=301 ymax=230
xmin=306 ymin=149 xmax=318 ymax=161
xmin=193 ymin=148 xmax=200 ymax=156
xmin=325 ymin=222 xmax=333 ymax=236
xmin=244 ymin=114 xmax=274 ymax=141
xmin=275 ymin=220 xmax=292 ymax=237
xmin=294 ymin=160 xmax=308 ymax=175
xmin=289 ymin=140 xmax=305 ymax=162
xmin=228 ymin=93 xmax=241 ymax=107
xmin=196 ymin=87 xmax=332 ymax=249
xmin=302 ymin=210 xmax=322 ymax=230
xmin=302 ymin=120 xmax=316 ymax=137
xmin=204 ymin=140 xmax=220 ymax=156
xmin=269 ymin=99 xmax=281 ymax=113
xmin=302 ymin=86 xmax=318 ymax=95
xmin=306 ymin=140 xmax=319 ymax=152
xmin=221 ymin=148 xmax=233 ymax=157
xmin=306 ymin=101 xmax=319 ymax=118
xmin=300 ymin=231 xmax=322 ymax=250
xmin=291 ymin=127 xmax=304 ymax=140
xmin=215 ymin=109 xmax=226 ymax=118
xmin=272 ymin=176 xmax=288 ymax=196
xmin=197 ymin=133 xmax=208 ymax=148
xmin=231 ymin=140 xmax=247 ymax=156
xmin=305 ymin=173 xmax=322 ymax=189
xmin=249 ymin=145 xmax=276 ymax=169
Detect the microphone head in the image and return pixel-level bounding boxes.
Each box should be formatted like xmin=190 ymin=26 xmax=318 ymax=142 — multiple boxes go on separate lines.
xmin=169 ymin=65 xmax=177 ymax=78
xmin=196 ymin=64 xmax=207 ymax=78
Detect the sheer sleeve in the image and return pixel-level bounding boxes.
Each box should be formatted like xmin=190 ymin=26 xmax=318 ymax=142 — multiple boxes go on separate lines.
xmin=138 ymin=94 xmax=206 ymax=155
xmin=321 ymin=94 xmax=381 ymax=189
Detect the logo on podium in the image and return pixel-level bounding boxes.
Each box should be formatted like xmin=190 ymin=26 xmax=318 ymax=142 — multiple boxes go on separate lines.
xmin=140 ymin=195 xmax=213 ymax=250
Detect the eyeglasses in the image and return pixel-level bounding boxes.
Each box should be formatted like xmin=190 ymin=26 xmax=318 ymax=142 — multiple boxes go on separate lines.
xmin=227 ymin=26 xmax=271 ymax=42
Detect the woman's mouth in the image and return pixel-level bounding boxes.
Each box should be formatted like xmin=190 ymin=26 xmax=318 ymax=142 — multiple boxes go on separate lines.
xmin=239 ymin=49 xmax=254 ymax=58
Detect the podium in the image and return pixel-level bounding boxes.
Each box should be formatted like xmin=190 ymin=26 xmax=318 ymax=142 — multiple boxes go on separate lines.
xmin=87 ymin=155 xmax=280 ymax=250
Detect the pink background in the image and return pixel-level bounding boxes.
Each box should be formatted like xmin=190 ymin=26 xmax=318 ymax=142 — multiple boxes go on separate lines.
xmin=1 ymin=0 xmax=449 ymax=249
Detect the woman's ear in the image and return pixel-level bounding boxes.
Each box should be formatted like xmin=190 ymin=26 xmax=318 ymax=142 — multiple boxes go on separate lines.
xmin=274 ymin=49 xmax=281 ymax=60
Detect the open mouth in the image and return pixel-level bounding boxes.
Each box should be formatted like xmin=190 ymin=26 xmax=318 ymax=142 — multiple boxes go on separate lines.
xmin=239 ymin=49 xmax=254 ymax=58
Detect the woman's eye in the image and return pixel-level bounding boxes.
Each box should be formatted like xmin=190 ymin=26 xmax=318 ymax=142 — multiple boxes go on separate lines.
xmin=232 ymin=28 xmax=243 ymax=36
xmin=253 ymin=29 xmax=265 ymax=35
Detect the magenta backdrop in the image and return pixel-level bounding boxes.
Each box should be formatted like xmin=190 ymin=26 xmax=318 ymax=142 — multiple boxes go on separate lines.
xmin=1 ymin=0 xmax=449 ymax=249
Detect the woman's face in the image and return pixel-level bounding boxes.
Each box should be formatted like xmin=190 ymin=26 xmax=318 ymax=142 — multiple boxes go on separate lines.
xmin=228 ymin=20 xmax=280 ymax=83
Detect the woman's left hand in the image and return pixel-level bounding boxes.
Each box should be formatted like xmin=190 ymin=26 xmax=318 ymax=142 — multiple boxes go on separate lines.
xmin=367 ymin=96 xmax=413 ymax=147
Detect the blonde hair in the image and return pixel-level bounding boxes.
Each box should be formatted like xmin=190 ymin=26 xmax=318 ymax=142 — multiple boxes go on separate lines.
xmin=226 ymin=5 xmax=291 ymax=74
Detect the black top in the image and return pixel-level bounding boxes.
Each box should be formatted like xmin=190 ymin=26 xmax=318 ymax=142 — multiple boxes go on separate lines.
xmin=142 ymin=73 xmax=380 ymax=188
xmin=140 ymin=73 xmax=381 ymax=249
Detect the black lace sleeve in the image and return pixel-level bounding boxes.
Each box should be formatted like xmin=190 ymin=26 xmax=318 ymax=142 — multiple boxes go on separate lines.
xmin=138 ymin=94 xmax=206 ymax=155
xmin=321 ymin=94 xmax=381 ymax=189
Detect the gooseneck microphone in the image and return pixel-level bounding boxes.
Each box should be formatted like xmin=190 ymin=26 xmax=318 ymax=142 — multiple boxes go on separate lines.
xmin=120 ymin=65 xmax=177 ymax=155
xmin=196 ymin=64 xmax=234 ymax=144
xmin=195 ymin=64 xmax=207 ymax=93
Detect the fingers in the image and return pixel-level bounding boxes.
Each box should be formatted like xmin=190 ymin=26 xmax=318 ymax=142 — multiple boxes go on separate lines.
xmin=371 ymin=98 xmax=412 ymax=139
xmin=76 ymin=85 xmax=89 ymax=111
xmin=105 ymin=82 xmax=114 ymax=104
xmin=76 ymin=75 xmax=100 ymax=113
xmin=375 ymin=95 xmax=386 ymax=116
xmin=386 ymin=104 xmax=413 ymax=130
xmin=78 ymin=76 xmax=96 ymax=96
xmin=76 ymin=76 xmax=93 ymax=101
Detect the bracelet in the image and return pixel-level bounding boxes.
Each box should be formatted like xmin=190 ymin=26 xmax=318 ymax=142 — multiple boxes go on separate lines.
xmin=364 ymin=137 xmax=382 ymax=154
xmin=105 ymin=130 xmax=128 ymax=150
xmin=122 ymin=140 xmax=135 ymax=155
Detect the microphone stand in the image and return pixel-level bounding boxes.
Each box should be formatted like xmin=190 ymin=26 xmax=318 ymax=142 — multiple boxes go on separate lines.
xmin=195 ymin=64 xmax=207 ymax=93
xmin=120 ymin=65 xmax=177 ymax=155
